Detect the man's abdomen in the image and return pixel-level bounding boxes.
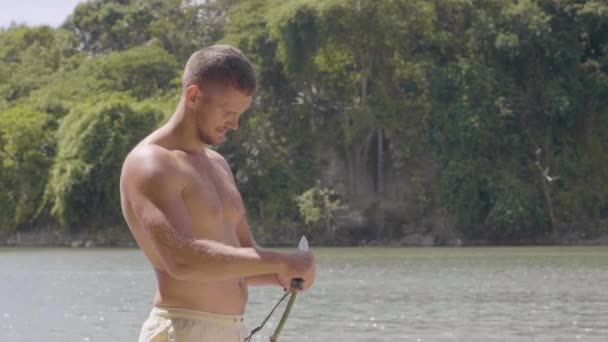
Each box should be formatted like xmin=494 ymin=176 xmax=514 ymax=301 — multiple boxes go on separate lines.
xmin=154 ymin=270 xmax=248 ymax=315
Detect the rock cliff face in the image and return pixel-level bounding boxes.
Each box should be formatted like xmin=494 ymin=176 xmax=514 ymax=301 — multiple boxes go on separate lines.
xmin=316 ymin=130 xmax=459 ymax=245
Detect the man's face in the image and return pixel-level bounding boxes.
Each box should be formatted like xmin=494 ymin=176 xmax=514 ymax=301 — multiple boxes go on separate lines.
xmin=190 ymin=85 xmax=252 ymax=145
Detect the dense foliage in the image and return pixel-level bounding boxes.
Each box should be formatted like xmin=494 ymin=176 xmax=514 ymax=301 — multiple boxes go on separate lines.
xmin=1 ymin=0 xmax=607 ymax=245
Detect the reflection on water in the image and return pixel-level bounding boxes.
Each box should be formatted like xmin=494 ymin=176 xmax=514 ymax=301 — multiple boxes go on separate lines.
xmin=1 ymin=247 xmax=607 ymax=341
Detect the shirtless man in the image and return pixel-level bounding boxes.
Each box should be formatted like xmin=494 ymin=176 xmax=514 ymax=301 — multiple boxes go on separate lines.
xmin=120 ymin=45 xmax=316 ymax=342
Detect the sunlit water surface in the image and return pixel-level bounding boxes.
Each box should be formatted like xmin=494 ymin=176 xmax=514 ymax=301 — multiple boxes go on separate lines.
xmin=1 ymin=247 xmax=607 ymax=341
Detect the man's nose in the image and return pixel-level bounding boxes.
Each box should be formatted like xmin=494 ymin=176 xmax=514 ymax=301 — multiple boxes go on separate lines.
xmin=226 ymin=117 xmax=239 ymax=130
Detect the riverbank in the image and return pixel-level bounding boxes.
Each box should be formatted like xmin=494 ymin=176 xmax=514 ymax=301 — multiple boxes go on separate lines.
xmin=2 ymin=226 xmax=608 ymax=248
xmin=1 ymin=227 xmax=136 ymax=248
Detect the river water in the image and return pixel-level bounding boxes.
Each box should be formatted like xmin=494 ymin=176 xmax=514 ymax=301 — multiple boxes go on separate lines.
xmin=1 ymin=247 xmax=607 ymax=341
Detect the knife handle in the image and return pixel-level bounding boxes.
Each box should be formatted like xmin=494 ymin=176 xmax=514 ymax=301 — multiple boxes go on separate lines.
xmin=291 ymin=277 xmax=304 ymax=290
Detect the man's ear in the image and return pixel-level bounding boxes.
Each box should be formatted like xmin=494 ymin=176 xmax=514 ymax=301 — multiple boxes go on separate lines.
xmin=185 ymin=84 xmax=201 ymax=105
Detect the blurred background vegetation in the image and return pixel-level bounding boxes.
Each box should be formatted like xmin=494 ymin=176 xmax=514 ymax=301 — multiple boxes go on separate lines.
xmin=1 ymin=0 xmax=607 ymax=246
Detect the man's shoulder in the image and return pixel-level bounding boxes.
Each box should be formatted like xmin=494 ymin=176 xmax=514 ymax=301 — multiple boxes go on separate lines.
xmin=122 ymin=144 xmax=184 ymax=188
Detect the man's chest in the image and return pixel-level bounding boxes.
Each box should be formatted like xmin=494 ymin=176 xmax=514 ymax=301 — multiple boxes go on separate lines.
xmin=181 ymin=163 xmax=245 ymax=243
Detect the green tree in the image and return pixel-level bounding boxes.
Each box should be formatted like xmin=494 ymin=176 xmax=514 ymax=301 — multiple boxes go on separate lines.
xmin=66 ymin=0 xmax=227 ymax=61
xmin=0 ymin=105 xmax=54 ymax=232
xmin=42 ymin=96 xmax=161 ymax=230
xmin=0 ymin=26 xmax=80 ymax=102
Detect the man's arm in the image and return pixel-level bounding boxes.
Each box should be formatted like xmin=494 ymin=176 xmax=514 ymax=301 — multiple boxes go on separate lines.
xmin=216 ymin=153 xmax=285 ymax=287
xmin=245 ymin=274 xmax=285 ymax=287
xmin=124 ymin=148 xmax=287 ymax=283
xmin=235 ymin=217 xmax=286 ymax=287
xmin=217 ymin=152 xmax=313 ymax=289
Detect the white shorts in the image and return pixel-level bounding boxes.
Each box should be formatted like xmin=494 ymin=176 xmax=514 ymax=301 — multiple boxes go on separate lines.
xmin=138 ymin=307 xmax=249 ymax=342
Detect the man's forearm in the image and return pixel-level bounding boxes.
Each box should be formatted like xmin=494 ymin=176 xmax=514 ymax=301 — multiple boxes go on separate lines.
xmin=246 ymin=273 xmax=283 ymax=287
xmin=165 ymin=237 xmax=287 ymax=283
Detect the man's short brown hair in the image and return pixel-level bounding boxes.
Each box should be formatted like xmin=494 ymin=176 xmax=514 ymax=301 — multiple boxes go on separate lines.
xmin=182 ymin=44 xmax=256 ymax=95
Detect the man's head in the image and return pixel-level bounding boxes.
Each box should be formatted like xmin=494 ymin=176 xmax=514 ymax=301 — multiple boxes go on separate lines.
xmin=181 ymin=45 xmax=256 ymax=145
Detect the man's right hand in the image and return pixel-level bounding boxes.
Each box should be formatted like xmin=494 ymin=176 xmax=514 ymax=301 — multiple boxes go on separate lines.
xmin=279 ymin=251 xmax=316 ymax=292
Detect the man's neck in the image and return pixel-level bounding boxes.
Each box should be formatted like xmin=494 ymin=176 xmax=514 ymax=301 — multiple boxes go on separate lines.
xmin=158 ymin=101 xmax=207 ymax=155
